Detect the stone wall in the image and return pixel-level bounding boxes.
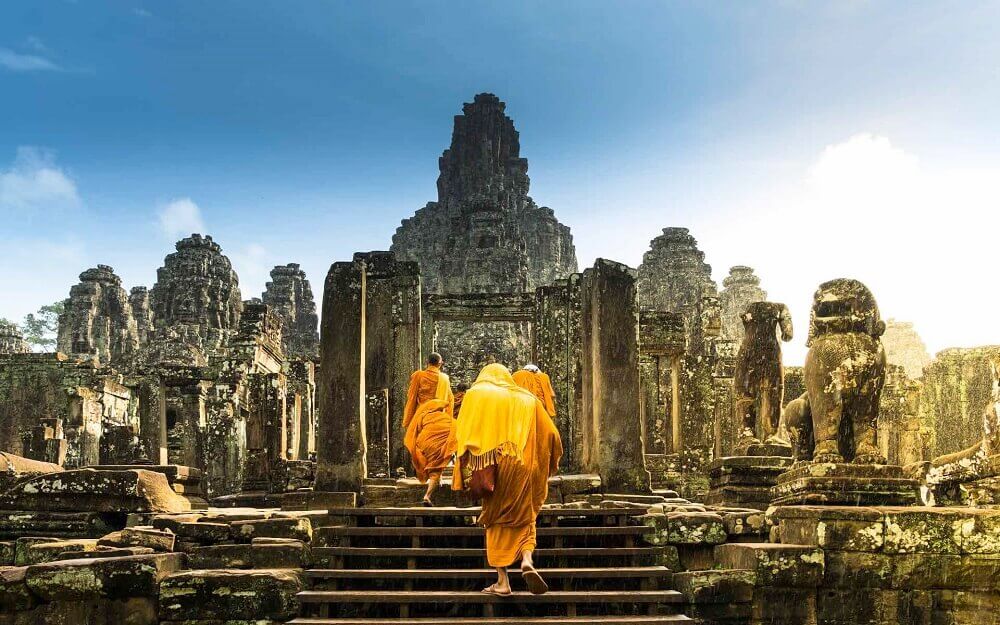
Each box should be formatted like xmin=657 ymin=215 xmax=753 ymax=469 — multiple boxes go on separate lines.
xmin=0 ymin=320 xmax=30 ymax=354
xmin=920 ymin=346 xmax=1000 ymax=457
xmin=718 ymin=265 xmax=766 ymax=345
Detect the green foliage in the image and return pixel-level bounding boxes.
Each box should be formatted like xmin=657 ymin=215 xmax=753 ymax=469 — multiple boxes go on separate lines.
xmin=21 ymin=301 xmax=64 ymax=350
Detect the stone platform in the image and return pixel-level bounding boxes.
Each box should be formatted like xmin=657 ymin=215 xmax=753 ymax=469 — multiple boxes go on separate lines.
xmin=771 ymin=462 xmax=922 ymax=506
xmin=704 ymin=455 xmax=792 ymax=510
xmin=927 ymin=452 xmax=1000 ymax=506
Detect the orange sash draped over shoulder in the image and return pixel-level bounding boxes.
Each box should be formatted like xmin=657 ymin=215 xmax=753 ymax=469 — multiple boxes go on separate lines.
xmin=403 ymin=366 xmax=455 ymax=483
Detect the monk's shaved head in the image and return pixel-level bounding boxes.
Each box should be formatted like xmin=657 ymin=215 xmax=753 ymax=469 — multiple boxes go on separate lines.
xmin=428 ymin=352 xmax=442 ymax=366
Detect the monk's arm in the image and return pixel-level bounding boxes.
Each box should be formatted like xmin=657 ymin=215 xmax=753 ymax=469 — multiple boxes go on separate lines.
xmin=540 ymin=403 xmax=563 ymax=475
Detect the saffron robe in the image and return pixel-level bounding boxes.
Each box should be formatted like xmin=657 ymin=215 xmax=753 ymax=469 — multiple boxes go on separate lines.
xmin=403 ymin=365 xmax=455 ymax=482
xmin=452 ymin=364 xmax=563 ymax=567
xmin=512 ymin=369 xmax=557 ymax=417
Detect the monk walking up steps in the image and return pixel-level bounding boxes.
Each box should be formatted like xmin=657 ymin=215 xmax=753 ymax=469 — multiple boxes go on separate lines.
xmin=512 ymin=363 xmax=557 ymax=417
xmin=452 ymin=363 xmax=563 ymax=596
xmin=403 ymin=352 xmax=456 ymax=506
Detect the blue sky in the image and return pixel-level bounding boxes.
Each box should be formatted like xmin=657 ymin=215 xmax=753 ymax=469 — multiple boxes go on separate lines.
xmin=2 ymin=1 xmax=999 ymax=363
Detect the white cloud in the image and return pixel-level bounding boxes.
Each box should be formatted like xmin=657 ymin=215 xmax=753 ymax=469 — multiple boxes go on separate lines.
xmin=0 ymin=147 xmax=81 ymax=212
xmin=0 ymin=47 xmax=61 ymax=72
xmin=229 ymin=243 xmax=271 ymax=299
xmin=158 ymin=198 xmax=206 ymax=241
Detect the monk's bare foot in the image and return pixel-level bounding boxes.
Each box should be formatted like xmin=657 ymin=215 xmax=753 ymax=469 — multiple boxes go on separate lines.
xmin=422 ymin=497 xmax=433 ymax=507
xmin=521 ymin=564 xmax=548 ymax=595
xmin=481 ymin=583 xmax=511 ymax=596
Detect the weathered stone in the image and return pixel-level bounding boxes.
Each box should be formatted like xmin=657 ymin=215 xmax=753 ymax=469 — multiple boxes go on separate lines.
xmin=158 ymin=569 xmax=302 ymax=621
xmin=672 ymin=569 xmax=755 ymax=603
xmin=882 ymin=508 xmax=965 ymax=555
xmin=823 ymin=550 xmax=894 ymax=589
xmin=188 ymin=541 xmax=307 ymax=569
xmin=0 ymin=511 xmax=122 ymax=541
xmin=22 ymin=538 xmax=99 ymax=564
xmin=230 ymin=517 xmax=311 ymax=543
xmin=175 ymin=522 xmax=231 ymax=545
xmin=770 ymin=505 xmax=886 ymax=552
xmin=732 ymin=301 xmax=793 ymax=451
xmin=772 ymin=462 xmax=921 ymax=506
xmin=882 ymin=319 xmax=932 ymax=381
xmin=0 ymin=541 xmax=13 ymax=565
xmin=715 ymin=542 xmax=824 ymax=587
xmin=0 ymin=321 xmax=30 ymax=355
xmin=666 ymin=512 xmax=727 ymax=545
xmin=891 ymin=553 xmax=1000 ymax=589
xmin=10 ymin=597 xmax=158 ymax=625
xmin=57 ymin=265 xmax=140 ymax=365
xmin=0 ymin=451 xmax=63 ymax=493
xmin=99 ymin=527 xmax=176 ymax=552
xmin=751 ymin=587 xmax=816 ymax=623
xmin=0 ymin=566 xmax=36 ymax=612
xmin=705 ymin=455 xmax=792 ymax=510
xmin=0 ymin=468 xmax=191 ymax=513
xmin=719 ymin=266 xmax=767 ymax=345
xmin=637 ymin=227 xmax=716 ymax=315
xmin=24 ymin=552 xmax=184 ymax=600
xmin=262 ymin=263 xmax=319 ymax=360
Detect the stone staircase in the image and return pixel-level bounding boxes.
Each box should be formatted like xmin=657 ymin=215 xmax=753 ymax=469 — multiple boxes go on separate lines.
xmin=289 ymin=506 xmax=692 ymax=625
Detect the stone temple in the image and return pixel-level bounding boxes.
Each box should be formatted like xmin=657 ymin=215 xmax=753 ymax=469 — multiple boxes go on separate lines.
xmin=0 ymin=93 xmax=998 ymax=625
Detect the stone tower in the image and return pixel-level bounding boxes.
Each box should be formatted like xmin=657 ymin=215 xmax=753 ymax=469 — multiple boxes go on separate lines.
xmin=391 ymin=93 xmax=577 ymax=294
xmin=883 ymin=319 xmax=932 ymax=379
xmin=149 ymin=234 xmax=243 ymax=357
xmin=130 ymin=286 xmax=154 ymax=347
xmin=719 ymin=265 xmax=767 ymax=344
xmin=0 ymin=320 xmax=31 ymax=354
xmin=56 ymin=264 xmax=139 ymax=365
xmin=262 ymin=263 xmax=319 ymax=360
xmin=637 ymin=227 xmax=717 ymax=314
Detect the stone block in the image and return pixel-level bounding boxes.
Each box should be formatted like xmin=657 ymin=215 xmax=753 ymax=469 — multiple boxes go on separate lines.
xmin=69 ymin=546 xmax=155 ymax=559
xmin=22 ymin=538 xmax=99 ymax=564
xmin=751 ymin=587 xmax=816 ymax=623
xmin=816 ymin=589 xmax=929 ymax=625
xmin=150 ymin=514 xmax=203 ymax=533
xmin=230 ymin=517 xmax=312 ymax=542
xmin=176 ymin=522 xmax=231 ymax=545
xmin=158 ymin=569 xmax=303 ymax=621
xmin=824 ymin=551 xmax=894 ymax=588
xmin=672 ymin=569 xmax=755 ymax=603
xmin=10 ymin=597 xmax=158 ymax=625
xmin=891 ymin=553 xmax=1000 ymax=590
xmin=280 ymin=489 xmax=357 ymax=511
xmin=954 ymin=509 xmax=1000 ymax=555
xmin=24 ymin=553 xmax=184 ymax=601
xmin=0 ymin=567 xmax=36 ymax=612
xmin=715 ymin=542 xmax=824 ymax=587
xmin=882 ymin=508 xmax=965 ymax=555
xmin=666 ymin=512 xmax=726 ymax=545
xmin=0 ymin=511 xmax=121 ymax=539
xmin=721 ymin=510 xmax=769 ymax=539
xmin=13 ymin=537 xmax=60 ymax=565
xmin=0 ymin=542 xmax=13 ymax=565
xmin=99 ymin=527 xmax=176 ymax=552
xmin=932 ymin=589 xmax=1000 ymax=624
xmin=771 ymin=463 xmax=920 ymax=506
xmin=770 ymin=505 xmax=885 ymax=552
xmin=188 ymin=541 xmax=308 ymax=569
xmin=0 ymin=469 xmax=191 ymax=513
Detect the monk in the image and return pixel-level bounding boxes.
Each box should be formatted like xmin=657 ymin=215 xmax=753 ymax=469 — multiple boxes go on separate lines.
xmin=453 ymin=383 xmax=470 ymax=415
xmin=403 ymin=352 xmax=455 ymax=506
xmin=452 ymin=363 xmax=562 ymax=596
xmin=512 ymin=364 xmax=557 ymax=417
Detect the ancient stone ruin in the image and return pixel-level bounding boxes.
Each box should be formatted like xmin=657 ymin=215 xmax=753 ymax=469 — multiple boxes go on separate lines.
xmin=0 ymin=93 xmax=998 ymax=625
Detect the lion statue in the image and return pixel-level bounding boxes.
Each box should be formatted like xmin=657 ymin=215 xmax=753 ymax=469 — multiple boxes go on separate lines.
xmin=803 ymin=278 xmax=887 ymax=464
xmin=733 ymin=301 xmax=793 ymax=453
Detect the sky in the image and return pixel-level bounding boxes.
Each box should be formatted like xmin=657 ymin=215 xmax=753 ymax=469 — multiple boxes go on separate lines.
xmin=1 ymin=1 xmax=999 ymax=364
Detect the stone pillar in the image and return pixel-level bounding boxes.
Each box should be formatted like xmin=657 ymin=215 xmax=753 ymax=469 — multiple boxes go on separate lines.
xmin=359 ymin=252 xmax=421 ymax=477
xmin=136 ymin=377 xmax=168 ymax=465
xmin=243 ymin=372 xmax=287 ymax=493
xmin=288 ymin=360 xmax=315 ymax=461
xmin=315 ymin=258 xmax=367 ymax=495
xmin=580 ymin=259 xmax=649 ymax=493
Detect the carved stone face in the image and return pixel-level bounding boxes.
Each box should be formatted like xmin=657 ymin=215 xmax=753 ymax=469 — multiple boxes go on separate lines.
xmin=807 ymin=278 xmax=884 ymax=345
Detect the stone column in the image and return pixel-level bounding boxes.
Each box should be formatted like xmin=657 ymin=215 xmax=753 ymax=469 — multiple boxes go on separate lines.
xmin=243 ymin=372 xmax=287 ymax=492
xmin=359 ymin=252 xmax=421 ymax=477
xmin=315 ymin=258 xmax=367 ymax=495
xmin=580 ymin=259 xmax=649 ymax=493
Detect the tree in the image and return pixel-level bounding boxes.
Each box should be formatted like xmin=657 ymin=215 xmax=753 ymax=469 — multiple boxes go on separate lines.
xmin=21 ymin=301 xmax=64 ymax=351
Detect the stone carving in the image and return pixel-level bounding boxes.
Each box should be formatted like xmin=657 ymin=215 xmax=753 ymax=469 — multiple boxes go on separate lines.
xmin=719 ymin=266 xmax=767 ymax=344
xmin=882 ymin=319 xmax=931 ymax=379
xmin=130 ymin=286 xmax=154 ymax=346
xmin=802 ymin=278 xmax=887 ymax=464
xmin=0 ymin=320 xmax=31 ymax=354
xmin=637 ymin=227 xmax=717 ymax=314
xmin=56 ymin=265 xmax=139 ymax=365
xmin=732 ymin=302 xmax=793 ymax=452
xmin=931 ymin=357 xmax=1000 ymax=467
xmin=782 ymin=392 xmax=813 ymax=462
xmin=262 ymin=263 xmax=319 ymax=360
xmin=149 ymin=234 xmax=243 ymax=358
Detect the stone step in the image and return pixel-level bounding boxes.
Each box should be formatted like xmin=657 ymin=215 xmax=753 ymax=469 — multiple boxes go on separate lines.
xmin=305 ymin=567 xmax=672 ymax=581
xmin=319 ymin=526 xmax=650 ymax=538
xmin=288 ymin=614 xmax=693 ymax=625
xmin=327 ymin=507 xmax=648 ymax=518
xmin=289 ymin=617 xmax=691 ymax=625
xmin=297 ymin=590 xmax=685 ymax=605
xmin=314 ymin=546 xmax=661 ymax=559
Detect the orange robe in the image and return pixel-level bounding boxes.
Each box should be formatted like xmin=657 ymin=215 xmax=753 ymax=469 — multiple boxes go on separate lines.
xmin=512 ymin=369 xmax=557 ymax=417
xmin=479 ymin=401 xmax=562 ymax=567
xmin=403 ymin=366 xmax=455 ymax=482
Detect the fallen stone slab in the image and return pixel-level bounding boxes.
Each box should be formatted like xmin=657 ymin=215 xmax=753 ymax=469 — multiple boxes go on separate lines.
xmin=188 ymin=540 xmax=308 ymax=569
xmin=0 ymin=468 xmax=191 ymax=513
xmin=11 ymin=596 xmax=158 ymax=625
xmin=158 ymin=568 xmax=303 ymax=621
xmin=0 ymin=566 xmax=36 ymax=612
xmin=0 ymin=510 xmax=122 ymax=540
xmin=176 ymin=522 xmax=231 ymax=545
xmin=21 ymin=538 xmax=99 ymax=565
xmin=666 ymin=512 xmax=727 ymax=545
xmin=230 ymin=517 xmax=312 ymax=542
xmin=0 ymin=451 xmax=63 ymax=493
xmin=24 ymin=552 xmax=185 ymax=601
xmin=13 ymin=537 xmax=60 ymax=565
xmin=99 ymin=527 xmax=176 ymax=552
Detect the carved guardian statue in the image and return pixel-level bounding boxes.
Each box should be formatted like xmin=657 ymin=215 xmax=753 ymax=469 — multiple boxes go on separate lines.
xmin=733 ymin=301 xmax=793 ymax=452
xmin=803 ymin=278 xmax=887 ymax=464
